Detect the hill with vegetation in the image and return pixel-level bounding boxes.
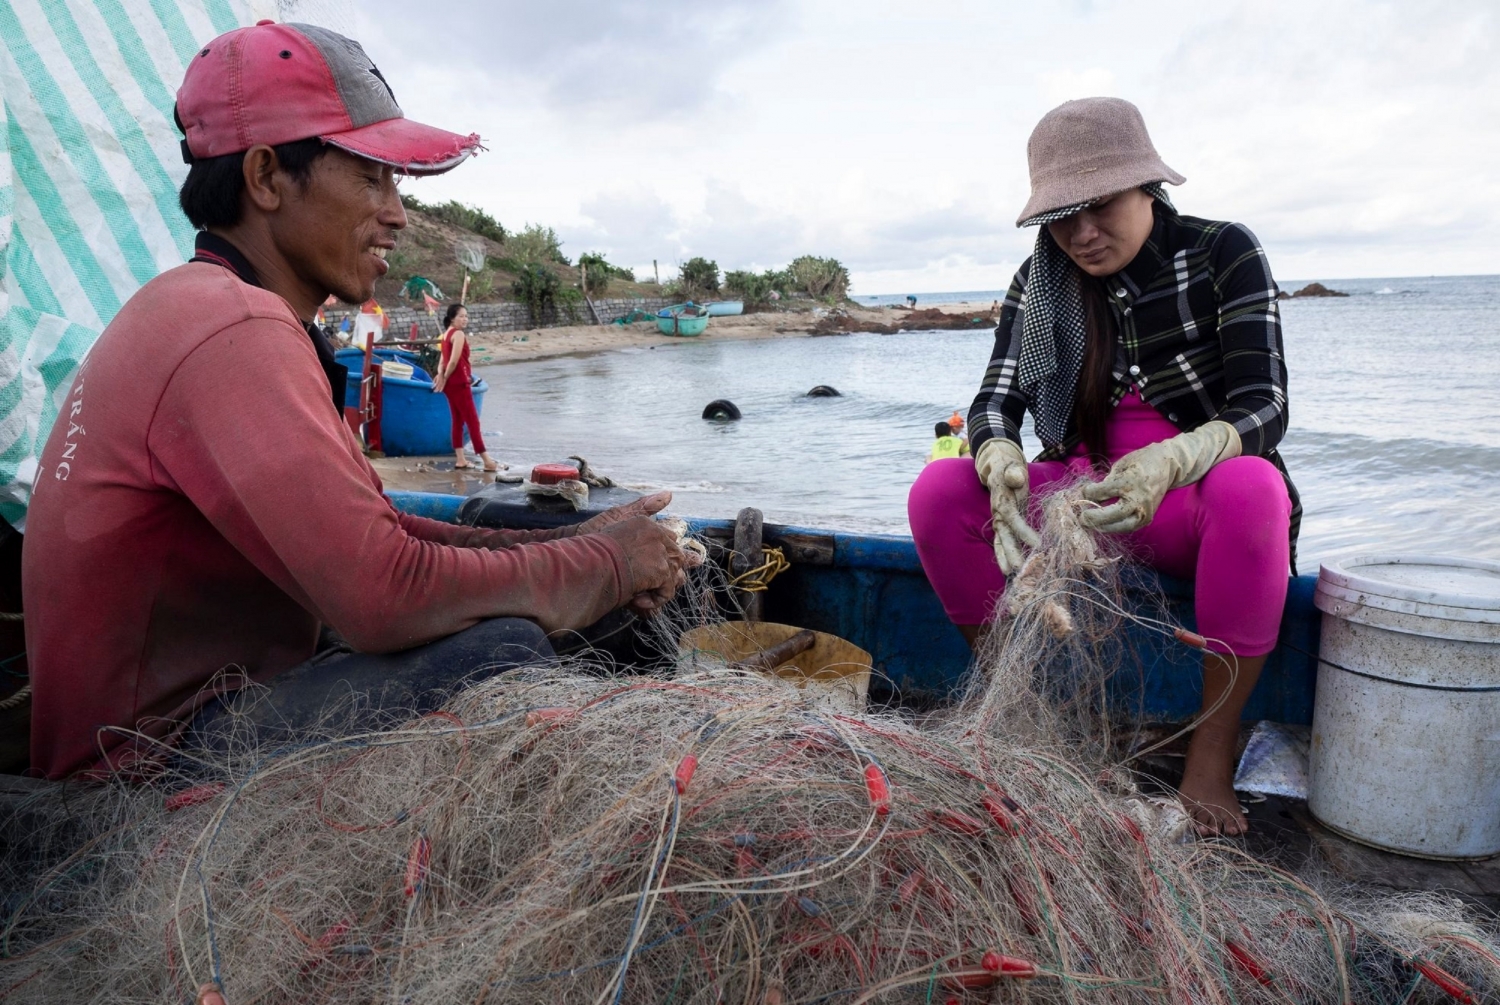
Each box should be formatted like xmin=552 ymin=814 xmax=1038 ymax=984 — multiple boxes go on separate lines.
xmin=373 ymin=196 xmax=854 ymax=318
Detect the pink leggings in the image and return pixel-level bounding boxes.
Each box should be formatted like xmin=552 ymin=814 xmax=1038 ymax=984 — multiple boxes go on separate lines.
xmin=444 ymin=384 xmax=486 ymax=454
xmin=908 ymin=390 xmax=1291 ymax=656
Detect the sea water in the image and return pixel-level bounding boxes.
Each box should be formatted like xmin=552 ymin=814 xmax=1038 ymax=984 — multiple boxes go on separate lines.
xmin=478 ymin=275 xmax=1500 ymax=573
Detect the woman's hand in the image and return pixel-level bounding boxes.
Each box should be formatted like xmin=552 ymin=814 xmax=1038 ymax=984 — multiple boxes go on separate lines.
xmin=973 ymin=438 xmax=1039 ymax=575
xmin=431 ymin=376 xmax=445 ymax=393
xmin=1080 ymin=421 xmax=1240 ymax=534
xmin=198 ymin=984 xmax=227 ymax=1005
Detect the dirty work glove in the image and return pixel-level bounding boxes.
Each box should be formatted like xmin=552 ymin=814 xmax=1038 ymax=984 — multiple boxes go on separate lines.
xmin=973 ymin=438 xmax=1041 ymax=575
xmin=1079 ymin=421 xmax=1242 ymax=534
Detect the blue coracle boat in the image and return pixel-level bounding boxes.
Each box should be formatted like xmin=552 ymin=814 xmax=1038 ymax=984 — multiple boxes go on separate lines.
xmin=335 ymin=348 xmax=488 ymax=457
xmin=655 ymin=304 xmax=712 ymax=337
xmin=385 ymin=488 xmax=1319 ymax=723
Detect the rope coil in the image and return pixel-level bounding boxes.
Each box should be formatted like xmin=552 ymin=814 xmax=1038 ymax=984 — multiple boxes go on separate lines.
xmin=728 ymin=546 xmax=790 ymax=593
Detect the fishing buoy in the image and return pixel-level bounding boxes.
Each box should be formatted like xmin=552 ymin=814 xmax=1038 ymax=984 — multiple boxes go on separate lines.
xmin=806 ymin=385 xmax=841 ymax=397
xmin=702 ymin=399 xmax=741 ymax=421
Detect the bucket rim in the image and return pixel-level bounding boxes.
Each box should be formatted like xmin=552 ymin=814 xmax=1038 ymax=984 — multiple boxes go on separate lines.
xmin=1317 ymin=554 xmax=1500 ymax=615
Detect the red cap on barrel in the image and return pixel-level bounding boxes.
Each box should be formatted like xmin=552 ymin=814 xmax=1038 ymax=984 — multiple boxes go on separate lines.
xmin=531 ymin=463 xmax=580 ymax=485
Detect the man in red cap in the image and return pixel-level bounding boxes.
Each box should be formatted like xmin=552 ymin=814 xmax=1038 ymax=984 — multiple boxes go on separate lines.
xmin=23 ymin=22 xmax=689 ymax=779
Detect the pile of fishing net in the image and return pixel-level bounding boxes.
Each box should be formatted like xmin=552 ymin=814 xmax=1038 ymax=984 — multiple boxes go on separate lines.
xmin=2 ymin=492 xmax=1497 ymax=1003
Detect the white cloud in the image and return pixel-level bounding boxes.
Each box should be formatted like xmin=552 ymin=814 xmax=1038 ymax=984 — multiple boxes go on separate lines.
xmin=367 ymin=0 xmax=1499 ymax=293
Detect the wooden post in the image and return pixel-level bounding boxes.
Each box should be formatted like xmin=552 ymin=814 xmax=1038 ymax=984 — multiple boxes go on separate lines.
xmin=732 ymin=506 xmax=765 ymax=622
xmin=653 ymin=259 xmax=660 ymax=285
xmin=461 ymin=271 xmax=471 ymax=305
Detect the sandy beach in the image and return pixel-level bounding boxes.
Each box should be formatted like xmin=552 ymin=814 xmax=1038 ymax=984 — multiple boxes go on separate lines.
xmin=460 ymin=302 xmax=995 ymax=366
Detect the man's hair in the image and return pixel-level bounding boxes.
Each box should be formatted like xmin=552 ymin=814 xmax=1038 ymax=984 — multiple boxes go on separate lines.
xmin=443 ymin=303 xmax=465 ymax=327
xmin=178 ymin=136 xmax=331 ymax=230
xmin=934 ymin=422 xmax=951 ymax=438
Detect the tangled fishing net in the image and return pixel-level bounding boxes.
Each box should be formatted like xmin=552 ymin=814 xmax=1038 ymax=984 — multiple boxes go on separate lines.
xmin=2 ymin=490 xmax=1497 ymax=1003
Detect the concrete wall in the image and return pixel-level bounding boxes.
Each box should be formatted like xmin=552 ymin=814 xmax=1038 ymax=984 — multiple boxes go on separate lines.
xmin=327 ymin=297 xmax=673 ymax=339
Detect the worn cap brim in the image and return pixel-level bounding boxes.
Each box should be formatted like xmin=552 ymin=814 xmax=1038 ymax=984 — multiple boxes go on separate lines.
xmin=322 ymin=117 xmax=483 ymax=176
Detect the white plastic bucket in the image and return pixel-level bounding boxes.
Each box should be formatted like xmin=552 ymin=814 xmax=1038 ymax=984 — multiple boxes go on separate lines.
xmin=1308 ymin=555 xmax=1500 ymax=859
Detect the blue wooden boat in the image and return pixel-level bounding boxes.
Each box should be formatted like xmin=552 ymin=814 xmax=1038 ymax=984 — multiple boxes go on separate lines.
xmin=385 ymin=488 xmax=1320 ymax=724
xmin=335 ymin=348 xmax=488 ymax=457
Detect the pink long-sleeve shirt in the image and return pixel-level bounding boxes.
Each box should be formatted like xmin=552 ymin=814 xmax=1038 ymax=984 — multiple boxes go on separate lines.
xmin=24 ymin=255 xmax=628 ymax=779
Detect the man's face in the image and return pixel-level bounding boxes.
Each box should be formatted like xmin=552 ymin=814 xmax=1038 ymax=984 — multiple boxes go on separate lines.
xmin=270 ymin=148 xmax=405 ymax=305
xmin=1045 ymin=188 xmax=1155 ymax=278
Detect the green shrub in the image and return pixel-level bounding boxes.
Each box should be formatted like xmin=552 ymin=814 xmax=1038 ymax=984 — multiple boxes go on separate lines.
xmin=511 ymin=264 xmax=562 ymax=324
xmin=555 ymin=286 xmax=584 ymax=323
xmin=508 ymin=224 xmax=569 ymax=267
xmin=577 ymin=252 xmax=634 ymax=295
xmin=724 ymin=268 xmax=791 ymax=307
xmin=677 ymin=257 xmax=721 ymax=300
xmin=787 ymin=255 xmax=850 ymax=301
xmin=467 ymin=269 xmax=495 ymax=302
xmin=400 ymin=195 xmax=507 ymax=244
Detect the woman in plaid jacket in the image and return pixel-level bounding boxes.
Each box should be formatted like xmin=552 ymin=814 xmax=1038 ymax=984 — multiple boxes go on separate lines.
xmin=909 ymin=98 xmax=1295 ymax=837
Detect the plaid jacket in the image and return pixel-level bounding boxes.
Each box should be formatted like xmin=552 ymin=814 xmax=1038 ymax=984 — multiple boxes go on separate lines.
xmin=968 ymin=203 xmax=1302 ymax=570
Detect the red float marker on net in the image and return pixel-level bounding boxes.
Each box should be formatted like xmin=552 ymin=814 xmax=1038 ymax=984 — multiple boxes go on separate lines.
xmin=165 ymin=783 xmax=225 ymax=812
xmin=981 ymin=950 xmax=1038 ymax=978
xmin=1413 ymin=960 xmax=1476 ymax=1003
xmin=929 ymin=808 xmax=986 ymax=836
xmin=1224 ymin=939 xmax=1273 ymax=986
xmin=1174 ymin=627 xmax=1208 ymax=649
xmin=673 ymin=754 xmax=698 ymax=795
xmin=981 ymin=795 xmax=1019 ymax=835
xmin=864 ymin=763 xmax=890 ymax=816
xmin=315 ymin=918 xmax=352 ymax=950
xmin=943 ymin=953 xmax=1037 ymax=991
xmin=404 ymin=835 xmax=431 ymax=898
xmin=525 ymin=707 xmax=571 ymax=727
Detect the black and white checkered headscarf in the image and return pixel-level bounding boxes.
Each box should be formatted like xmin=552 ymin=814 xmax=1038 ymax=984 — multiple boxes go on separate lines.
xmin=1015 ymin=183 xmax=1173 ymax=446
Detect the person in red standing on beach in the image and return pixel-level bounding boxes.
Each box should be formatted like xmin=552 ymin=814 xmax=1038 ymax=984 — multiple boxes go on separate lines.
xmin=433 ymin=303 xmax=498 ymax=471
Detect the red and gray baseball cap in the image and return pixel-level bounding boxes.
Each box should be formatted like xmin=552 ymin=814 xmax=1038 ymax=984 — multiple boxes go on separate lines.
xmin=176 ymin=20 xmax=481 ymax=175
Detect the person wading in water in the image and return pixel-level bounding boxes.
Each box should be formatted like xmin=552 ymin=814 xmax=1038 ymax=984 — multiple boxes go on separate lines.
xmin=433 ymin=303 xmax=498 ymax=471
xmin=23 ymin=21 xmax=694 ymax=781
xmin=908 ymin=98 xmax=1296 ymax=836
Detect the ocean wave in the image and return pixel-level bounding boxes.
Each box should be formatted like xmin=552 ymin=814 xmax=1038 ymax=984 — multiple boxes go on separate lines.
xmin=620 ymin=480 xmax=728 ymax=495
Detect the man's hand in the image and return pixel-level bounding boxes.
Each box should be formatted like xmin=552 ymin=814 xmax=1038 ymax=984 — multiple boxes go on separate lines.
xmin=598 ymin=515 xmax=688 ymax=616
xmin=198 ymin=984 xmax=226 ymax=1005
xmin=572 ymin=491 xmax=672 ymax=536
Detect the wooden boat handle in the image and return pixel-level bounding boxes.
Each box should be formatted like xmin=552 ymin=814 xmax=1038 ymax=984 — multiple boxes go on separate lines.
xmin=733 ymin=630 xmax=817 ymax=673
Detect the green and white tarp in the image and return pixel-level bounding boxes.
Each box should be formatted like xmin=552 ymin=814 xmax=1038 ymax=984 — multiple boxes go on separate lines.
xmin=0 ymin=0 xmax=349 ymax=530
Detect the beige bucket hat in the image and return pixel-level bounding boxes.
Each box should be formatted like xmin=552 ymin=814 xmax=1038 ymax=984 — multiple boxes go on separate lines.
xmin=1016 ymin=97 xmax=1185 ymax=226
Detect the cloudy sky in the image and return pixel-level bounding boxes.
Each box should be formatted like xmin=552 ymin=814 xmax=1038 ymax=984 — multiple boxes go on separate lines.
xmin=342 ymin=0 xmax=1497 ymax=294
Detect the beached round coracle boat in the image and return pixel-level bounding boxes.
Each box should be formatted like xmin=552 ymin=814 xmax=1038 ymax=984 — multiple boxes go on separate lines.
xmin=656 ymin=303 xmax=711 ymax=337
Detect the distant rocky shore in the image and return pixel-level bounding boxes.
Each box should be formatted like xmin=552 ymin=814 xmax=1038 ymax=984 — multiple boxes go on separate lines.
xmin=1279 ymin=282 xmax=1349 ymax=299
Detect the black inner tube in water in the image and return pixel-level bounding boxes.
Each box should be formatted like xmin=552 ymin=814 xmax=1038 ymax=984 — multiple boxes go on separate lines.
xmin=702 ymin=399 xmax=742 ymax=421
xmin=806 ymin=385 xmax=841 ymax=397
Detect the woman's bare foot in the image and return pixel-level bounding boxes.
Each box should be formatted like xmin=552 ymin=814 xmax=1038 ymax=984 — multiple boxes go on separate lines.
xmin=480 ymin=453 xmax=500 ymax=472
xmin=1176 ymin=650 xmax=1266 ymax=837
xmin=1179 ymin=726 xmax=1247 ymax=836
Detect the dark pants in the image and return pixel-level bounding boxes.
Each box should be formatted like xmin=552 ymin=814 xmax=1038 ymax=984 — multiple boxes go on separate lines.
xmin=185 ymin=617 xmax=554 ymax=753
